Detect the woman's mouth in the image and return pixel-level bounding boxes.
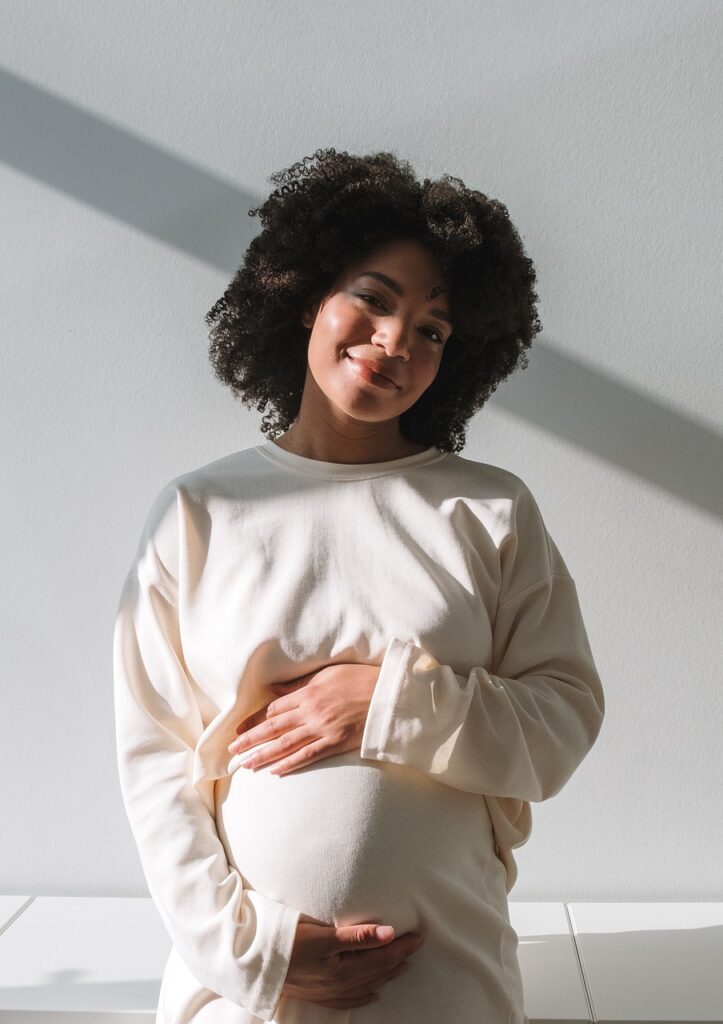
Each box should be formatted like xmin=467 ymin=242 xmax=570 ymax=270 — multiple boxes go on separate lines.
xmin=345 ymin=353 xmax=399 ymax=391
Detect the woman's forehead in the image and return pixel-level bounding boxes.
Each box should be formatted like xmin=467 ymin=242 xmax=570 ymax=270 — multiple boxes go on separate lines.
xmin=344 ymin=251 xmax=448 ymax=295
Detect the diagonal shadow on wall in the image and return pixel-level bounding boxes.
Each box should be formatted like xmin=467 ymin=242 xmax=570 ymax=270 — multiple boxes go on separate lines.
xmin=495 ymin=346 xmax=722 ymax=519
xmin=0 ymin=67 xmax=252 ymax=270
xmin=2 ymin=68 xmax=721 ymax=519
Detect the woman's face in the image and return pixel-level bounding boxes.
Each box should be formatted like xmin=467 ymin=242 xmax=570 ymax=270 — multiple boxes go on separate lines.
xmin=300 ymin=238 xmax=453 ymax=430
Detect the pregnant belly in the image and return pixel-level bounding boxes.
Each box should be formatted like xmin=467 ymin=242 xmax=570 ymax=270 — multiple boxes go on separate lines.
xmin=215 ymin=744 xmax=498 ymax=932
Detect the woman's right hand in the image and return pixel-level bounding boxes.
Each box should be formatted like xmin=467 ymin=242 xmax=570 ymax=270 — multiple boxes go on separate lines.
xmin=282 ymin=920 xmax=426 ymax=1009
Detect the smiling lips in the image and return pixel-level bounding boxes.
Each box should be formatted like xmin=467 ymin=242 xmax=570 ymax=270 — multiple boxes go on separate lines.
xmin=345 ymin=353 xmax=399 ymax=390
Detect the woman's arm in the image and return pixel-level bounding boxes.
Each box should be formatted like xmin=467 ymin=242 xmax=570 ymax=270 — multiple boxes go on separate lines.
xmin=359 ymin=575 xmax=604 ymax=801
xmin=359 ymin=485 xmax=606 ymax=802
xmin=113 ymin=489 xmax=300 ymax=1022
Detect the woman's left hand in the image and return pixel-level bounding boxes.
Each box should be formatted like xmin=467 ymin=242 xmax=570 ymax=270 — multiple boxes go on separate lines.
xmin=226 ymin=663 xmax=380 ymax=776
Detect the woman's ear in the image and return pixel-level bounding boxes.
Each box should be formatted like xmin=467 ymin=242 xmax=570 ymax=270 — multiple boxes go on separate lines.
xmin=302 ymin=296 xmax=321 ymax=329
xmin=302 ymin=286 xmax=331 ymax=329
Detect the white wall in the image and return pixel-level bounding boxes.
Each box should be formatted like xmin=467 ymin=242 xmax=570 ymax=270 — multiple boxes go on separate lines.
xmin=2 ymin=0 xmax=721 ymax=901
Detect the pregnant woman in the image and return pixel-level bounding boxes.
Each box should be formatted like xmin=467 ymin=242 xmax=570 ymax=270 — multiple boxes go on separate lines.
xmin=113 ymin=148 xmax=605 ymax=1024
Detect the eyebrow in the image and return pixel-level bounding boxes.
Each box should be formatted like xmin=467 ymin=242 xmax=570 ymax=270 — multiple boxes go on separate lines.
xmin=358 ymin=271 xmax=453 ymax=326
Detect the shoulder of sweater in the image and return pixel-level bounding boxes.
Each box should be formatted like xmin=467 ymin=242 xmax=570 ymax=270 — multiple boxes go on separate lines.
xmin=443 ymin=455 xmax=571 ymax=589
xmin=152 ymin=444 xmax=263 ymax=502
xmin=442 ymin=450 xmax=536 ymax=502
xmin=128 ymin=446 xmax=261 ymax=576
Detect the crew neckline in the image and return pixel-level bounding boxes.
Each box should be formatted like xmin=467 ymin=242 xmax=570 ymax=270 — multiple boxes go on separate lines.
xmin=254 ymin=438 xmax=447 ymax=480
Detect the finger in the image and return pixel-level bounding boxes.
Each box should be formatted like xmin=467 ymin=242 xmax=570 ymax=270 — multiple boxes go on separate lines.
xmin=336 ymin=960 xmax=411 ymax=999
xmin=229 ymin=709 xmax=296 ymax=753
xmin=316 ymin=960 xmax=411 ymax=1009
xmin=233 ymin=709 xmax=263 ymax=736
xmin=234 ymin=701 xmax=276 ymax=736
xmin=238 ymin=727 xmax=315 ymax=771
xmin=268 ymin=737 xmax=330 ymax=776
xmin=332 ymin=922 xmax=396 ymax=954
xmin=233 ymin=689 xmax=296 ymax=737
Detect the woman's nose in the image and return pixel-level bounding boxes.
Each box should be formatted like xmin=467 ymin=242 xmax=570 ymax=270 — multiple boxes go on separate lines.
xmin=372 ymin=324 xmax=413 ymax=357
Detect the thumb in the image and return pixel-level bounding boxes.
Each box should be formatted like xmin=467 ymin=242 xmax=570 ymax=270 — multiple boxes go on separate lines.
xmin=332 ymin=922 xmax=395 ymax=954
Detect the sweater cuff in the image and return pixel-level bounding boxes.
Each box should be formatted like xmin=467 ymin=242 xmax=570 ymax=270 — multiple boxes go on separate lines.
xmin=360 ymin=636 xmax=415 ymax=762
xmin=245 ymin=892 xmax=301 ymax=1021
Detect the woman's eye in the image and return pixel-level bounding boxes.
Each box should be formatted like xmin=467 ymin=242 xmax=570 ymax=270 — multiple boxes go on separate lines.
xmin=358 ymin=293 xmax=385 ymax=309
xmin=358 ymin=294 xmax=444 ymax=344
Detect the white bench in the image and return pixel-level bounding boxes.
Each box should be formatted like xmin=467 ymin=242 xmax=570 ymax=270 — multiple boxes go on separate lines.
xmin=1 ymin=895 xmax=721 ymax=1021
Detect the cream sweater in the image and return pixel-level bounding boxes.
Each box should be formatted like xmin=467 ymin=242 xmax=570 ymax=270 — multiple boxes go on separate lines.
xmin=112 ymin=439 xmax=605 ymax=1023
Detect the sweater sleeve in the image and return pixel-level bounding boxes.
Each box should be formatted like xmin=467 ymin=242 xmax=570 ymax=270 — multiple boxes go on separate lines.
xmin=359 ymin=483 xmax=605 ymax=803
xmin=112 ymin=487 xmax=301 ymax=1021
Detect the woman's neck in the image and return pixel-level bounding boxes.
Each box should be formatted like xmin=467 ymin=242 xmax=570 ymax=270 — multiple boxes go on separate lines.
xmin=271 ymin=426 xmax=429 ymax=464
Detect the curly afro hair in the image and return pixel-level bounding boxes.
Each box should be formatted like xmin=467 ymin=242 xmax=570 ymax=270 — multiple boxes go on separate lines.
xmin=205 ymin=147 xmax=542 ymax=452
